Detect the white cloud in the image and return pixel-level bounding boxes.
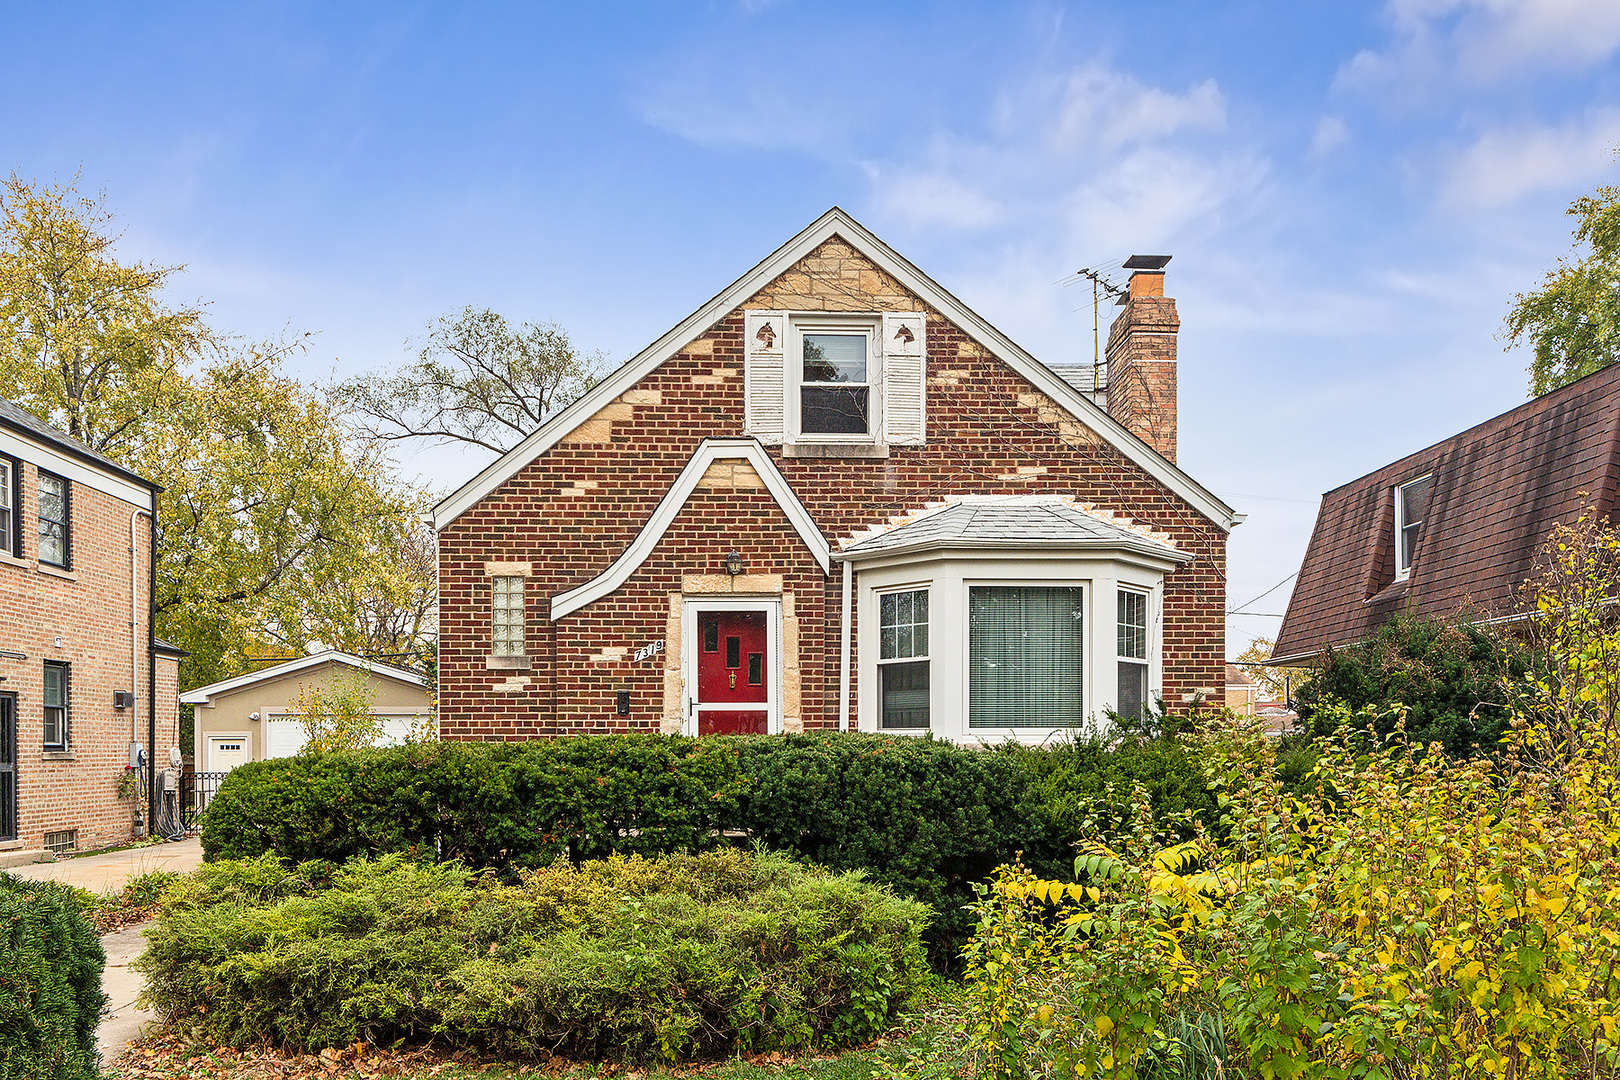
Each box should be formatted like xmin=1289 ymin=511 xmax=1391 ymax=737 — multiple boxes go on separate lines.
xmin=863 ymin=168 xmax=1005 ymax=230
xmin=1341 ymin=0 xmax=1620 ymax=92
xmin=1045 ymin=67 xmax=1226 ymax=151
xmin=1310 ymin=116 xmax=1350 ymax=158
xmin=1442 ymin=108 xmax=1620 ymax=207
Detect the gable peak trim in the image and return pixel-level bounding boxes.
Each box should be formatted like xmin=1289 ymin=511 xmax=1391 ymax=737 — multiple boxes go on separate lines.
xmin=549 ymin=439 xmax=830 ymax=621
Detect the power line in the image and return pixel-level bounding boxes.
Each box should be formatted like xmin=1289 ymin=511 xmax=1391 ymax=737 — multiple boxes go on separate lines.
xmin=1225 ymin=571 xmax=1298 ymax=616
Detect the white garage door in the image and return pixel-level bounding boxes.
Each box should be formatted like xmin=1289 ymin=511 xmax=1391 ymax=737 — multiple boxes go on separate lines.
xmin=264 ymin=714 xmax=426 ymax=758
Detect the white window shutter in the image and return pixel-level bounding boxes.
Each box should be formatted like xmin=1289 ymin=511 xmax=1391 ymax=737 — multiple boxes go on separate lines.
xmin=882 ymin=312 xmax=926 ymax=445
xmin=744 ymin=310 xmax=787 ymax=444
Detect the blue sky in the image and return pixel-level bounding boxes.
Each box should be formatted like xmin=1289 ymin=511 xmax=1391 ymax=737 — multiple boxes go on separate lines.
xmin=6 ymin=0 xmax=1620 ymax=658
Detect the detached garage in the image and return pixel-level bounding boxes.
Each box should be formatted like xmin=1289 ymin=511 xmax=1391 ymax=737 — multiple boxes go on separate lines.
xmin=181 ymin=651 xmax=435 ymax=773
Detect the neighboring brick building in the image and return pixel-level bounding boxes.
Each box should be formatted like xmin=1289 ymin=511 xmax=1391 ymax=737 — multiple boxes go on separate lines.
xmin=432 ymin=209 xmax=1239 ymax=744
xmin=0 ymin=399 xmax=182 ymax=855
xmin=1275 ymin=361 xmax=1620 ymax=664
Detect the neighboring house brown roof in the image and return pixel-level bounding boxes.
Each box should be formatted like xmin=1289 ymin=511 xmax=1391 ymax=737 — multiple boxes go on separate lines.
xmin=1224 ymin=663 xmax=1256 ymax=686
xmin=1274 ymin=361 xmax=1620 ymax=662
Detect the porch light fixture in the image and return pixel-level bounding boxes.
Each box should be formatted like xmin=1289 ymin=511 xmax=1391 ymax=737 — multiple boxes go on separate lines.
xmin=725 ymin=551 xmax=745 ymax=577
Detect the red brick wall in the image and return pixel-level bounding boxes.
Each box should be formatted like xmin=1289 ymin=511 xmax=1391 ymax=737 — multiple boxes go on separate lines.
xmin=438 ymin=243 xmax=1228 ymax=735
xmin=0 ymin=452 xmax=176 ymax=852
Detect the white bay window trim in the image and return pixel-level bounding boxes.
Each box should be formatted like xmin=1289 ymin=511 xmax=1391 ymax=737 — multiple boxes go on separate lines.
xmin=852 ymin=554 xmax=1169 ymax=745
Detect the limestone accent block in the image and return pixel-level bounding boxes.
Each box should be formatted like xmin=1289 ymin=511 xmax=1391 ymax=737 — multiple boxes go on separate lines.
xmin=484 ymin=561 xmax=533 ymax=576
xmin=559 ymin=418 xmax=612 ymax=445
xmin=682 ymin=573 xmax=784 ymax=594
xmin=494 ymin=676 xmax=529 ymax=694
xmin=696 ymin=460 xmax=767 ymax=491
xmin=1015 ymin=392 xmax=1100 ymax=445
xmin=743 ymin=239 xmax=922 ymax=314
xmin=588 ymin=646 xmax=629 ymax=663
xmin=690 ymin=370 xmax=732 ymax=385
xmin=662 ymin=668 xmax=684 ymax=734
xmin=622 ymin=388 xmax=662 ymax=405
xmin=997 ymin=466 xmax=1048 ymax=481
xmin=683 ymin=337 xmax=715 ymax=356
xmin=957 ymin=339 xmax=988 ymax=359
xmin=592 ymin=401 xmax=635 ymax=422
xmin=663 ymin=594 xmax=684 ymax=731
xmin=560 ymin=480 xmax=599 ymax=497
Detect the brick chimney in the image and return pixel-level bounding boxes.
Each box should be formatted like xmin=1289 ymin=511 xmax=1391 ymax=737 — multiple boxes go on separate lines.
xmin=1105 ymin=255 xmax=1178 ymax=463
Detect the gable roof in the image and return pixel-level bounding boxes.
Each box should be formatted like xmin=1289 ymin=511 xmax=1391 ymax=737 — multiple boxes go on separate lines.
xmin=431 ymin=208 xmax=1238 ymax=533
xmin=1273 ymin=361 xmax=1620 ymax=663
xmin=835 ymin=493 xmax=1191 ymax=565
xmin=549 ymin=438 xmax=828 ymax=619
xmin=0 ymin=399 xmax=158 ymax=489
xmin=179 ymin=649 xmax=428 ymax=705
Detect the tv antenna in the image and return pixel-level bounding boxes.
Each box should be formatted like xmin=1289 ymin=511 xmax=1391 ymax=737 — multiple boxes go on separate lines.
xmin=1066 ymin=264 xmax=1127 ymax=392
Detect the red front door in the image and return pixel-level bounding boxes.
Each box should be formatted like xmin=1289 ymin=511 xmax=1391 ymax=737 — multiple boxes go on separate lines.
xmin=696 ymin=610 xmax=769 ymax=735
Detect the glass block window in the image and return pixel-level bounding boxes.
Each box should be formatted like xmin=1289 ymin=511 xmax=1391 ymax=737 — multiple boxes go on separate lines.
xmin=1117 ymin=589 xmax=1150 ymax=723
xmin=43 ymin=661 xmax=68 ymax=750
xmin=492 ymin=576 xmax=525 ymax=657
xmin=969 ymin=586 xmax=1084 ymax=728
xmin=879 ymin=589 xmax=930 ymax=729
xmin=800 ymin=333 xmax=869 ymax=435
xmin=38 ymin=472 xmax=68 ymax=568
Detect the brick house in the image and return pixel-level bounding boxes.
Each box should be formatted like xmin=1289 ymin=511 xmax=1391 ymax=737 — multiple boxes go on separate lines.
xmin=0 ymin=398 xmax=183 ymax=855
xmin=432 ymin=209 xmax=1239 ymax=743
xmin=1274 ymin=361 xmax=1620 ymax=664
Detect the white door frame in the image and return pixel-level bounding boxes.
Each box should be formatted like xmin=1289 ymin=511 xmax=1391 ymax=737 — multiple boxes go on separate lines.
xmin=682 ymin=598 xmax=783 ymax=736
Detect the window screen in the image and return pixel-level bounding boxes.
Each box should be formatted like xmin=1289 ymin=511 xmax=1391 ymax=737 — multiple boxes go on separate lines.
xmin=38 ymin=472 xmax=68 ymax=568
xmin=1396 ymin=476 xmax=1431 ymax=577
xmin=879 ymin=589 xmax=930 ymax=729
xmin=1117 ymin=590 xmax=1150 ymax=722
xmin=43 ymin=661 xmax=68 ymax=749
xmin=801 ymin=333 xmax=869 ymax=435
xmin=969 ymin=586 xmax=1084 ymax=728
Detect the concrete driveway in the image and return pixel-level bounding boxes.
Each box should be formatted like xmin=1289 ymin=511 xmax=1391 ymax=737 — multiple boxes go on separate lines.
xmin=4 ymin=837 xmax=205 ymax=1065
xmin=5 ymin=835 xmax=203 ymax=893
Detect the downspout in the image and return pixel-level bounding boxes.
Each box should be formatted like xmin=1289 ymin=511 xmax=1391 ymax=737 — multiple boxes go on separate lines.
xmin=839 ymin=560 xmax=852 ymax=732
xmin=139 ymin=509 xmax=157 ymax=837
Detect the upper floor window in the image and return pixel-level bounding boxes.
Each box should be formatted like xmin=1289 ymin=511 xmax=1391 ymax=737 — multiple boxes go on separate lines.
xmin=492 ymin=576 xmax=525 ymax=657
xmin=38 ymin=472 xmax=68 ymax=569
xmin=43 ymin=661 xmax=69 ymax=750
xmin=1117 ymin=588 xmax=1150 ymax=721
xmin=743 ymin=310 xmax=926 ymax=448
xmin=0 ymin=458 xmax=14 ymax=557
xmin=878 ymin=588 xmax=930 ymax=729
xmin=1394 ymin=474 xmax=1431 ymax=581
xmin=799 ymin=328 xmax=874 ymax=437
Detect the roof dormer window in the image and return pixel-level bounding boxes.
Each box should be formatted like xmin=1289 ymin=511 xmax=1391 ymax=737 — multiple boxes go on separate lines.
xmin=1394 ymin=474 xmax=1431 ymax=581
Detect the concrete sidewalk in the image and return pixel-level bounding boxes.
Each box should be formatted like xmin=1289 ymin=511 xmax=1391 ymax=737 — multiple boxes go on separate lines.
xmin=3 ymin=836 xmax=203 ymax=893
xmin=98 ymin=922 xmax=157 ymax=1065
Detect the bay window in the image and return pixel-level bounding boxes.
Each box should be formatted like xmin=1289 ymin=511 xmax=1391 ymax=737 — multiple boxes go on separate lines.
xmin=1117 ymin=588 xmax=1149 ymax=721
xmin=968 ymin=586 xmax=1085 ymax=728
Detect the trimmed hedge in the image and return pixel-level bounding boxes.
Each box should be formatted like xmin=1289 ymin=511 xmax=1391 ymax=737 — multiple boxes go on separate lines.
xmin=138 ymin=848 xmax=928 ymax=1060
xmin=202 ymin=731 xmax=1217 ymax=961
xmin=0 ymin=873 xmax=106 ymax=1080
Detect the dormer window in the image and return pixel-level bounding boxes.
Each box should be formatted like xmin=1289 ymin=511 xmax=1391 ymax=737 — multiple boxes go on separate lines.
xmin=1394 ymin=474 xmax=1431 ymax=581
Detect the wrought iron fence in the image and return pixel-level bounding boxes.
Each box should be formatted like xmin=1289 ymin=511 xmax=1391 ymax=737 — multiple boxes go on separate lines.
xmin=183 ymin=771 xmax=230 ymax=830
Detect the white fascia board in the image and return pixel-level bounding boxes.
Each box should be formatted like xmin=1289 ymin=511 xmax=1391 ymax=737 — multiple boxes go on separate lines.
xmin=433 ymin=207 xmax=1238 ymax=533
xmin=0 ymin=428 xmax=155 ymax=511
xmin=179 ymin=649 xmax=427 ymax=704
xmin=550 ymin=439 xmax=829 ymax=621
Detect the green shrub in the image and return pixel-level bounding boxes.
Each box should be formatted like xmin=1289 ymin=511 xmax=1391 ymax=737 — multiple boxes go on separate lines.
xmin=1294 ymin=613 xmax=1530 ymax=756
xmin=730 ymin=732 xmax=1034 ymax=963
xmin=201 ymin=735 xmax=748 ymax=870
xmin=137 ymin=848 xmax=928 ymax=1061
xmin=0 ymin=873 xmax=106 ymax=1080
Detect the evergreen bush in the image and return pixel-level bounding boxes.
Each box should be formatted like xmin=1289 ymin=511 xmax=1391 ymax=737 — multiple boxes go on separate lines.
xmin=138 ymin=847 xmax=928 ymax=1061
xmin=0 ymin=873 xmax=106 ymax=1080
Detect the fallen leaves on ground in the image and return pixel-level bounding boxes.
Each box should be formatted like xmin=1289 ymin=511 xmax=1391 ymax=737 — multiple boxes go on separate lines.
xmin=107 ymin=1032 xmax=877 ymax=1080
